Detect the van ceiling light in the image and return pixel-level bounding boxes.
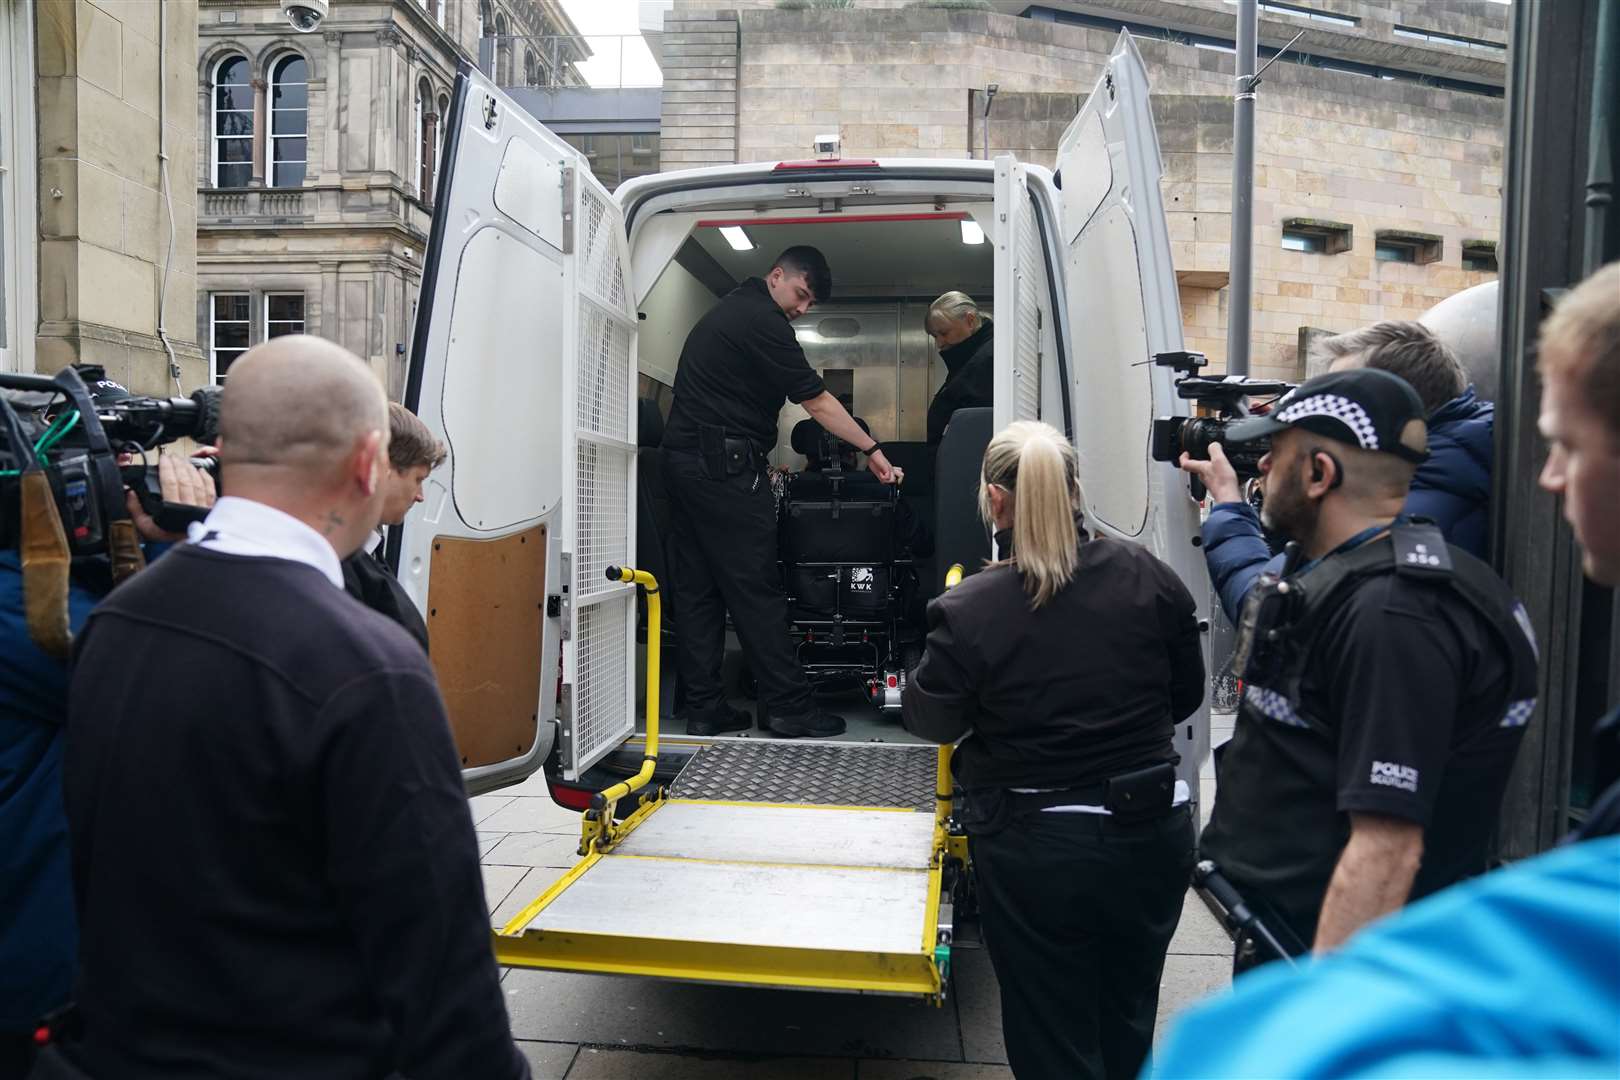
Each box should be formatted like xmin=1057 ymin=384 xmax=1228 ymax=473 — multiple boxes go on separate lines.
xmin=718 ymin=226 xmax=754 ymax=252
xmin=960 ymin=220 xmax=986 ymax=246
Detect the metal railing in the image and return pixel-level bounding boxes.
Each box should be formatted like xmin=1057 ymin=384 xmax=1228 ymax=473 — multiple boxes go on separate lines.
xmin=479 ymin=34 xmax=663 ymax=90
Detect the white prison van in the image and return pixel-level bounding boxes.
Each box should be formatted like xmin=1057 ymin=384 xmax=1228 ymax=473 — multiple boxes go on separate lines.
xmin=398 ymin=32 xmax=1211 ymax=1000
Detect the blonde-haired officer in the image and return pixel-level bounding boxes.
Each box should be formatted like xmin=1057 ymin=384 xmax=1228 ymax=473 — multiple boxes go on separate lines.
xmin=903 ymin=420 xmax=1204 ymax=1080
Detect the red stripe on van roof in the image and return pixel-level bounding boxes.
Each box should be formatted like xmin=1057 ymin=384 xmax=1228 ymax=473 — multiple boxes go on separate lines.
xmin=773 ymin=159 xmax=880 ymax=170
xmin=695 ymin=212 xmax=970 ymax=228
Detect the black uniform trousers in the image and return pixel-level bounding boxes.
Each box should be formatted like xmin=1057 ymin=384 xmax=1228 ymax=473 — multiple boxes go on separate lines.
xmin=662 ymin=449 xmax=814 ymax=720
xmin=971 ymin=804 xmax=1195 ymax=1080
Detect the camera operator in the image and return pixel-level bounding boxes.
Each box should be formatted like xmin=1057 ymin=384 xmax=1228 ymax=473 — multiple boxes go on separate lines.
xmin=1 ymin=375 xmax=215 ymax=1080
xmin=1179 ymin=368 xmax=1538 ymax=969
xmin=58 ymin=337 xmax=527 ymax=1079
xmin=1200 ymin=321 xmax=1490 ymax=622
xmin=341 ymin=402 xmax=447 ymax=652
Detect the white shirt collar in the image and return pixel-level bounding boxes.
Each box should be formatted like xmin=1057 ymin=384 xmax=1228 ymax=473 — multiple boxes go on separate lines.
xmin=186 ymin=496 xmax=346 ymax=589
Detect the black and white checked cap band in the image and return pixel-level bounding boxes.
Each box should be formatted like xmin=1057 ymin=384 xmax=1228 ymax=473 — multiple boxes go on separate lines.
xmin=1222 ymin=367 xmax=1429 ymax=463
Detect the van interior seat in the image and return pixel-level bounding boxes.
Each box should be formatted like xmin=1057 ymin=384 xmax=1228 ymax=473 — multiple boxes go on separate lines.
xmin=879 ymin=441 xmax=936 ymax=591
xmin=931 ymin=407 xmax=994 ymax=595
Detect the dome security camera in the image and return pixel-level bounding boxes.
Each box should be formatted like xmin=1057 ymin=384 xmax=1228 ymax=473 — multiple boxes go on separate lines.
xmin=281 ymin=0 xmax=329 ymax=33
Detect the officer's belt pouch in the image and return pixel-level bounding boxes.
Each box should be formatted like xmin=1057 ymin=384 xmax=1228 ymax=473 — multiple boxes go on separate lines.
xmin=697 ymin=425 xmax=756 ymax=480
xmin=956 ymin=786 xmax=1013 ymax=836
xmin=722 ymin=437 xmax=754 ymax=476
xmin=20 ymin=470 xmax=73 ymax=661
xmin=1103 ymin=761 xmax=1176 ymax=824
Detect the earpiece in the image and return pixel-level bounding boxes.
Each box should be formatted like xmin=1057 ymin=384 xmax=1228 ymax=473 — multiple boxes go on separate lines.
xmin=1309 ymin=448 xmax=1345 ymax=490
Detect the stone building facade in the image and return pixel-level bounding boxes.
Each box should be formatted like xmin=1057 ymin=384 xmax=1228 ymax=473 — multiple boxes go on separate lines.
xmin=2 ymin=0 xmax=205 ymax=393
xmin=195 ymin=0 xmax=583 ymax=397
xmin=660 ymin=0 xmax=1508 ymax=382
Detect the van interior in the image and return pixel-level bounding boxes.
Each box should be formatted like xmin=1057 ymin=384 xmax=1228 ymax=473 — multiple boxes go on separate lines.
xmin=632 ymin=211 xmax=997 ymax=744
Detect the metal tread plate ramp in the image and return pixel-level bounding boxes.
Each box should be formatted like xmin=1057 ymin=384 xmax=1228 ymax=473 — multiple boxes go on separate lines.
xmin=494 ymin=741 xmax=953 ymax=1000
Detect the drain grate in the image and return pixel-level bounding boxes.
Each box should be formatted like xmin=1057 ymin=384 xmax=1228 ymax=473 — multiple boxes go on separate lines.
xmin=670 ymin=741 xmax=939 ymax=812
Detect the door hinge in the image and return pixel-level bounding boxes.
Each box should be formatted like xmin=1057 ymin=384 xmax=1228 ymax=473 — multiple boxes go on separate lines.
xmin=481 ymin=93 xmax=499 ymax=131
xmin=560 ymin=166 xmax=576 ymax=255
xmin=558 ymin=553 xmax=573 ymax=639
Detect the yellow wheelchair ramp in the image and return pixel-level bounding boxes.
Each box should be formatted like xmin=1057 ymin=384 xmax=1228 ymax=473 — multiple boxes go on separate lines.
xmin=493 ymin=741 xmax=954 ymax=1000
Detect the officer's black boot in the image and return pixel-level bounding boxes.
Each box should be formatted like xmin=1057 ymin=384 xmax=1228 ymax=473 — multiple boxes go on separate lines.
xmin=765 ymin=708 xmax=846 ymax=739
xmin=684 ymin=703 xmax=751 ymax=737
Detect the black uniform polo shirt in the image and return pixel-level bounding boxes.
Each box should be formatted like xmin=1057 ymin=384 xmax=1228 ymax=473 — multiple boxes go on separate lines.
xmin=1201 ymin=567 xmax=1528 ymax=942
xmin=662 ymin=277 xmax=826 ymax=455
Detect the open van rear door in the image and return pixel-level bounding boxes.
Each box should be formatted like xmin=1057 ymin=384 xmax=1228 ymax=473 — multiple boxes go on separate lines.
xmin=1054 ymin=32 xmax=1213 ymax=791
xmin=400 ymin=66 xmax=640 ymax=793
xmin=992 ymin=156 xmax=1047 ymax=430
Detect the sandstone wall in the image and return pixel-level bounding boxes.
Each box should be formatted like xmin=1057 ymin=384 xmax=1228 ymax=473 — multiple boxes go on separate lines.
xmin=36 ymin=0 xmax=205 ymax=391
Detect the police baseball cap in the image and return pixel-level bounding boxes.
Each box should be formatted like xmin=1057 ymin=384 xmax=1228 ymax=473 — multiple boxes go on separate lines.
xmin=1222 ymin=367 xmax=1429 ymax=463
xmin=70 ymin=363 xmax=134 ymax=406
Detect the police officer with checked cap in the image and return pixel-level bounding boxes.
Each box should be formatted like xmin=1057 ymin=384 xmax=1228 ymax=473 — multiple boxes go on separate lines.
xmin=1179 ymin=367 xmax=1538 ymax=968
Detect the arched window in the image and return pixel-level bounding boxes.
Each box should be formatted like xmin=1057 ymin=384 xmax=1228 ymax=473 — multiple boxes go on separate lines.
xmin=494 ymin=13 xmax=511 ymax=85
xmin=524 ymin=50 xmax=536 ymax=87
xmin=269 ymin=54 xmax=307 ymax=188
xmin=436 ymin=93 xmax=449 ymax=176
xmin=211 ymin=54 xmax=253 ymax=188
xmin=416 ymin=79 xmax=435 ymax=200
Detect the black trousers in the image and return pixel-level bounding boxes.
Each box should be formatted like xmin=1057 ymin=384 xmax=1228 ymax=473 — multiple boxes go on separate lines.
xmin=662 ymin=449 xmax=813 ymax=719
xmin=971 ymin=805 xmax=1195 ymax=1080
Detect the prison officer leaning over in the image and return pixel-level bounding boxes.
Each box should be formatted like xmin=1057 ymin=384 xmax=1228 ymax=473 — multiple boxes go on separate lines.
xmin=661 ymin=246 xmax=899 ymax=739
xmin=1179 ymin=367 xmax=1538 ymax=970
xmin=903 ymin=421 xmax=1203 ymax=1080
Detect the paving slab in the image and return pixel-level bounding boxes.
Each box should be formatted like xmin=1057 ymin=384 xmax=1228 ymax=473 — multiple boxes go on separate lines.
xmin=949 ymin=948 xmax=1006 ymax=1066
xmin=482 ymin=864 xmax=531 ymax=919
xmin=1155 ymin=951 xmax=1232 ymax=1031
xmin=487 ymin=830 xmax=586 ymax=869
xmin=491 ymin=865 xmax=572 ymax=928
xmin=858 ymin=1061 xmax=1015 ymax=1080
xmin=1167 ymin=888 xmax=1234 ymax=957
xmin=517 ymin=1039 xmax=579 ymax=1079
xmin=565 ymin=1047 xmax=851 ymax=1079
xmin=479 ymin=793 xmax=596 ymax=835
xmin=480 ymin=796 xmax=590 ymax=834
xmin=499 ymin=770 xmax=557 ymax=797
xmin=503 ymin=969 xmax=967 ymax=1062
xmin=479 ymin=831 xmax=508 ymax=857
xmin=469 ymin=794 xmax=517 ymax=825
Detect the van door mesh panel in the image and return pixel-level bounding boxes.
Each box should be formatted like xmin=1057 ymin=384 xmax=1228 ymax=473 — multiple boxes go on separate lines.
xmin=573 ymin=441 xmax=631 ymax=598
xmin=572 ymin=596 xmax=631 ymax=771
xmin=567 ymin=178 xmax=639 ymax=778
xmin=1014 ymin=190 xmax=1043 ymax=423
xmin=577 ymin=301 xmax=632 ymax=444
xmin=579 ymin=189 xmax=629 ymax=315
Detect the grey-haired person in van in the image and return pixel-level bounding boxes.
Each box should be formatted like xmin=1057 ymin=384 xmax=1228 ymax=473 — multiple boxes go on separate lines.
xmin=925 ymin=291 xmax=995 ymax=444
xmin=903 ymin=420 xmax=1202 ymax=1080
xmin=660 ymin=246 xmax=900 ymax=739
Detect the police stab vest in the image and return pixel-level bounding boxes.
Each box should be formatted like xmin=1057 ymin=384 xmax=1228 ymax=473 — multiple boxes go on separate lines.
xmin=1232 ymin=523 xmax=1539 ymax=732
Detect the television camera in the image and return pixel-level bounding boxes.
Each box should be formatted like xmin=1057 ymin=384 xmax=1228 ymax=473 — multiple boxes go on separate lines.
xmin=2 ymin=365 xmax=221 ymax=559
xmin=1148 ymin=351 xmax=1296 ymax=499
